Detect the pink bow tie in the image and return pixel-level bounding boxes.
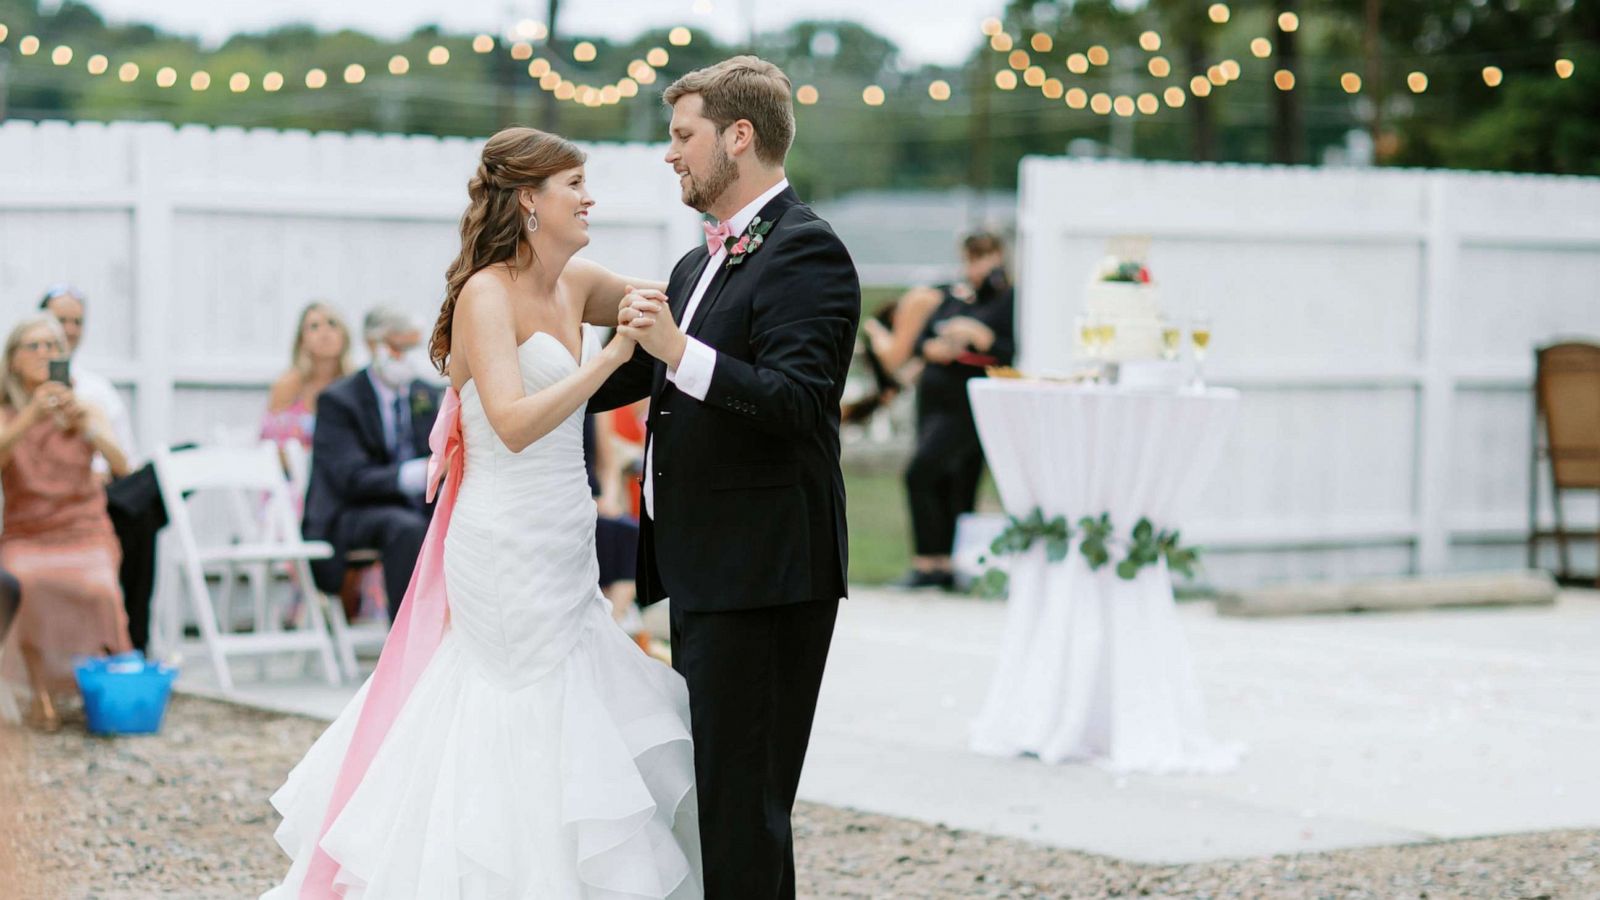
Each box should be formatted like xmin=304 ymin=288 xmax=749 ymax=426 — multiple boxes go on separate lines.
xmin=703 ymin=220 xmax=734 ymax=255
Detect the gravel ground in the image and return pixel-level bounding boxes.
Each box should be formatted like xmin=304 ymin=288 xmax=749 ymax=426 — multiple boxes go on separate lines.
xmin=2 ymin=695 xmax=1596 ymax=899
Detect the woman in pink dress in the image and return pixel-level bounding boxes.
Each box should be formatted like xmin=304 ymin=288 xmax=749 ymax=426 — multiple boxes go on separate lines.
xmin=261 ymin=301 xmax=354 ymax=452
xmin=0 ymin=314 xmax=132 ymax=731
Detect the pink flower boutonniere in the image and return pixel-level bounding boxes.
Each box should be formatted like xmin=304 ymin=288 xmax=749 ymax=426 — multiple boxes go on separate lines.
xmin=724 ymin=216 xmax=775 ymax=269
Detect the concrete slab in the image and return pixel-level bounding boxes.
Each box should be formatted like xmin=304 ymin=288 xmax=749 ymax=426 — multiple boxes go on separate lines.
xmin=177 ymin=588 xmax=1600 ymax=864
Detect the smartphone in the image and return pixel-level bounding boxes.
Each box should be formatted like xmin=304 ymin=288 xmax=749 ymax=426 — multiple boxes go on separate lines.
xmin=47 ymin=358 xmax=70 ymax=385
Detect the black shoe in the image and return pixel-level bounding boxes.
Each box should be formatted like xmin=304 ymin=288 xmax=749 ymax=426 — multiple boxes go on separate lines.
xmin=892 ymin=569 xmax=955 ymax=591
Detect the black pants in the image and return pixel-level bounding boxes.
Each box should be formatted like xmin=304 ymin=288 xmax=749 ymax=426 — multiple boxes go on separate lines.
xmin=671 ymin=597 xmax=839 ymax=900
xmin=0 ymin=567 xmax=19 ymax=645
xmin=106 ymin=465 xmax=168 ymax=654
xmin=337 ymin=505 xmax=428 ymax=620
xmin=905 ymin=409 xmax=986 ymax=557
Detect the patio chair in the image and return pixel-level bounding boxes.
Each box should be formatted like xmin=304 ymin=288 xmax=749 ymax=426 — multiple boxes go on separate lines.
xmin=1528 ymin=341 xmax=1600 ymax=587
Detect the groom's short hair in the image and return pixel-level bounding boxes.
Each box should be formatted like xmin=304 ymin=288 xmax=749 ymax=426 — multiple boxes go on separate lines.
xmin=664 ymin=56 xmax=794 ymax=167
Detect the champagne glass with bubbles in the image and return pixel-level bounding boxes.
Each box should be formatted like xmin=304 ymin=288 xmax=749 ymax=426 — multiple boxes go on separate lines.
xmin=1189 ymin=313 xmax=1212 ymax=390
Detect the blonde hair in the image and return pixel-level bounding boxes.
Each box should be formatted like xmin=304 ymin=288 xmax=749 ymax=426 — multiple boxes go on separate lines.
xmin=663 ymin=56 xmax=795 ymax=166
xmin=3 ymin=314 xmax=68 ymax=412
xmin=430 ymin=127 xmax=587 ymax=374
xmin=291 ymin=301 xmax=354 ymax=379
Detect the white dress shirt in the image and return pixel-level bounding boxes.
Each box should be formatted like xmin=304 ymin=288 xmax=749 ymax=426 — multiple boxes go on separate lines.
xmin=71 ymin=364 xmax=138 ymax=475
xmin=368 ymin=369 xmax=428 ymax=499
xmin=642 ymin=178 xmax=791 ymax=519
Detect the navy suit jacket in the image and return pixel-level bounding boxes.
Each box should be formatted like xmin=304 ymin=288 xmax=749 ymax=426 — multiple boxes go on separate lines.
xmin=302 ymin=369 xmax=441 ymax=592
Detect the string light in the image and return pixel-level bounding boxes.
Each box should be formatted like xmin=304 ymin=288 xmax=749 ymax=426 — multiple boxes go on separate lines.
xmin=1251 ymin=37 xmax=1272 ymax=58
xmin=980 ymin=18 xmax=1003 ymax=37
xmin=190 ymin=71 xmax=211 ymax=91
xmin=1163 ymin=86 xmax=1186 ymax=107
xmin=928 ymin=79 xmax=951 ymax=101
xmin=1087 ymin=45 xmax=1109 ymax=66
xmin=1482 ymin=65 xmax=1502 ymax=87
xmin=1207 ymin=65 xmax=1226 ymax=85
xmin=796 ymin=84 xmax=819 ymax=105
xmin=1208 ymin=4 xmax=1231 ymax=24
xmin=1278 ymin=12 xmax=1300 ymax=32
xmin=306 ymin=68 xmax=328 ymax=88
xmin=1066 ymin=53 xmax=1089 ymax=74
xmin=1148 ymin=56 xmax=1171 ymax=78
xmin=118 ymin=62 xmax=139 ymax=82
xmin=263 ymin=71 xmax=284 ymax=92
xmin=646 ymin=47 xmax=669 ymax=67
xmin=574 ymin=41 xmax=597 ymax=62
xmin=18 ymin=35 xmax=39 ymax=56
xmin=1408 ymin=71 xmax=1428 ymax=92
xmin=1023 ymin=65 xmax=1046 ymax=87
xmin=1090 ymin=92 xmax=1112 ymax=114
xmin=344 ymin=63 xmax=365 ymax=84
xmin=995 ymin=70 xmax=1018 ymax=90
xmin=156 ymin=67 xmax=177 ymax=88
xmin=669 ymin=27 xmax=692 ymax=46
xmin=540 ymin=71 xmax=562 ymax=90
xmin=428 ymin=46 xmax=449 ymax=66
xmin=990 ymin=33 xmax=1013 ymax=52
xmin=1555 ymin=58 xmax=1574 ymax=79
xmin=554 ymin=82 xmax=576 ymax=100
xmin=1136 ymin=92 xmax=1159 ymax=115
xmin=1031 ymin=33 xmax=1053 ymax=53
xmin=514 ymin=19 xmax=546 ymax=40
xmin=1274 ymin=69 xmax=1295 ymax=90
xmin=1190 ymin=76 xmax=1212 ymax=97
xmin=528 ymin=58 xmax=551 ymax=77
xmin=634 ymin=66 xmax=657 ymax=85
xmin=472 ymin=34 xmax=495 ymax=53
xmin=1340 ymin=72 xmax=1361 ymax=93
xmin=51 ymin=45 xmax=72 ymax=66
xmin=1008 ymin=49 xmax=1030 ymax=70
xmin=600 ymin=85 xmax=621 ymax=104
xmin=512 ymin=42 xmax=533 ymax=61
xmin=1220 ymin=59 xmax=1241 ymax=81
xmin=229 ymin=72 xmax=249 ymax=92
xmin=1065 ymin=87 xmax=1088 ymax=109
xmin=86 ymin=54 xmax=108 ymax=75
xmin=1139 ymin=31 xmax=1161 ymax=52
xmin=0 ymin=23 xmax=8 ymax=42
xmin=1113 ymin=95 xmax=1135 ymax=117
xmin=389 ymin=55 xmax=410 ymax=75
xmin=617 ymin=78 xmax=639 ymax=98
xmin=862 ymin=85 xmax=885 ymax=106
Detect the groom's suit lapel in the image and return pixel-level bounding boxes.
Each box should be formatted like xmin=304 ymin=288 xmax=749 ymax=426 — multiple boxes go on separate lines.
xmin=685 ymin=187 xmax=801 ymax=340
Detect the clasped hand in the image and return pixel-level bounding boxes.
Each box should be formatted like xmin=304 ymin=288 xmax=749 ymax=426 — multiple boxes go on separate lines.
xmin=615 ymin=285 xmax=687 ymax=369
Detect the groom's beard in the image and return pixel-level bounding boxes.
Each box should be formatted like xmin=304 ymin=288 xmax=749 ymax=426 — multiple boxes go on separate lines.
xmin=683 ymin=145 xmax=738 ymax=214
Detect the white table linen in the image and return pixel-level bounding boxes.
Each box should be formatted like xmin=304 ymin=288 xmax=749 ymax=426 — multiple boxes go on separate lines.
xmin=967 ymin=380 xmax=1242 ymax=772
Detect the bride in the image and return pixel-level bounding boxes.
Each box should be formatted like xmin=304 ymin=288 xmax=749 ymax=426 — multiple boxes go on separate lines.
xmin=264 ymin=127 xmax=702 ymax=899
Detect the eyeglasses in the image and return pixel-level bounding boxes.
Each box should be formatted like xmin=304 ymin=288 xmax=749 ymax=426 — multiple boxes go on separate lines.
xmin=18 ymin=340 xmax=64 ymax=354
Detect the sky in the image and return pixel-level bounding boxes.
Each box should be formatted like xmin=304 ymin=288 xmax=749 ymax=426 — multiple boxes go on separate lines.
xmin=70 ymin=0 xmax=1007 ymax=67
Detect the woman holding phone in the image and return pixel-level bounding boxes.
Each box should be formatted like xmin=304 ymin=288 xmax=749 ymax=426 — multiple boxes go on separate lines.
xmin=0 ymin=314 xmax=131 ymax=730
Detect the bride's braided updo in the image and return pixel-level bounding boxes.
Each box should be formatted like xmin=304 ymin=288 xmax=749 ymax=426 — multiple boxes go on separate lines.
xmin=429 ymin=127 xmax=586 ymax=374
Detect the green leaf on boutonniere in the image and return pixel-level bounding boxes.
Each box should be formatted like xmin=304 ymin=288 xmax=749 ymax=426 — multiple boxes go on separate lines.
xmin=411 ymin=391 xmax=435 ymax=418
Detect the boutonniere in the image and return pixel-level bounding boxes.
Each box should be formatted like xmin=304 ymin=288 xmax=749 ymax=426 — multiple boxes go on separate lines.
xmin=411 ymin=389 xmax=436 ymax=418
xmin=724 ymin=216 xmax=775 ymax=269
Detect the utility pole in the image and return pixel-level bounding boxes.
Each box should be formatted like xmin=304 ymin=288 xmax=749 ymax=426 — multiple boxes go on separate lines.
xmin=540 ymin=0 xmax=562 ymax=132
xmin=0 ymin=50 xmax=10 ymax=122
xmin=1364 ymin=0 xmax=1384 ymax=160
xmin=1109 ymin=50 xmax=1136 ymax=157
xmin=1272 ymin=0 xmax=1305 ymax=163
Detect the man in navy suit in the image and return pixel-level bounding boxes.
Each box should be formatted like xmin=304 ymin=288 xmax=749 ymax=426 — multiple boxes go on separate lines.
xmin=303 ymin=307 xmax=441 ymax=620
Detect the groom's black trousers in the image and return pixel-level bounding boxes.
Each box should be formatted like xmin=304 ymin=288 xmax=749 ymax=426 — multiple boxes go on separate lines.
xmin=670 ymin=595 xmax=840 ymax=900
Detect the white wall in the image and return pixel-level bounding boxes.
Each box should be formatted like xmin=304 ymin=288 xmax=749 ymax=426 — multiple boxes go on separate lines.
xmin=0 ymin=119 xmax=702 ymax=453
xmin=1017 ymin=158 xmax=1600 ymax=587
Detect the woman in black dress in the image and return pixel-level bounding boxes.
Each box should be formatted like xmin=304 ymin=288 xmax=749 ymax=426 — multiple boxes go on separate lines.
xmin=897 ymin=232 xmax=1015 ymax=590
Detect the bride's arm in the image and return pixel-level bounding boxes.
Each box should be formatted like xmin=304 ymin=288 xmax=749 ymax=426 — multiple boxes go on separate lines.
xmin=567 ymin=256 xmax=667 ymax=326
xmin=455 ymin=275 xmax=638 ymax=454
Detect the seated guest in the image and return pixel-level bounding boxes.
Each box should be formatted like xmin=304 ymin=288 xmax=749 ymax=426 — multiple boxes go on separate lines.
xmin=898 ymin=231 xmax=1016 ymax=590
xmin=42 ymin=283 xmax=160 ymax=653
xmin=262 ymin=301 xmax=354 ymax=452
xmin=0 ymin=315 xmax=132 ymax=731
xmin=303 ymin=307 xmax=441 ymax=621
xmin=584 ymin=412 xmax=644 ymax=648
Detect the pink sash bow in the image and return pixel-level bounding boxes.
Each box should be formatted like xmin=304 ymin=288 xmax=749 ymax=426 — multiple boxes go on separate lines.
xmin=300 ymin=387 xmax=464 ymax=898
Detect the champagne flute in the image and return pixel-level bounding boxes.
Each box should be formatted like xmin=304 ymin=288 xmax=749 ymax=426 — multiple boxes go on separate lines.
xmin=1076 ymin=314 xmax=1095 ymax=362
xmin=1189 ymin=313 xmax=1212 ymax=390
xmin=1159 ymin=317 xmax=1181 ymax=363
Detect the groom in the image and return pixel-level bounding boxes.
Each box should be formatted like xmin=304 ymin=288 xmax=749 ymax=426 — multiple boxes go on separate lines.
xmin=594 ymin=56 xmax=860 ymax=899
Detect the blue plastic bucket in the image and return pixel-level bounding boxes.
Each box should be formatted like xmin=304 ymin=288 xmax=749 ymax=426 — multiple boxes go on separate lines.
xmin=74 ymin=651 xmax=179 ymax=735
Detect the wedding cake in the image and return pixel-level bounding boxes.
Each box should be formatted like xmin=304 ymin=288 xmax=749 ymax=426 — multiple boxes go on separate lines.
xmin=1082 ymin=253 xmax=1164 ymax=363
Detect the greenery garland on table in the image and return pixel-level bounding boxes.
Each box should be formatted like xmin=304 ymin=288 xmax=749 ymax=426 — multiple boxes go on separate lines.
xmin=976 ymin=508 xmax=1202 ymax=598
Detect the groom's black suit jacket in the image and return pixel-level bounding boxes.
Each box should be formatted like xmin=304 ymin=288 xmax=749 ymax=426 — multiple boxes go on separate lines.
xmin=591 ymin=187 xmax=860 ymax=612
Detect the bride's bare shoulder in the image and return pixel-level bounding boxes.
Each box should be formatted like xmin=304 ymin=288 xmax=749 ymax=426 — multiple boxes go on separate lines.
xmin=460 ymin=265 xmax=514 ymax=301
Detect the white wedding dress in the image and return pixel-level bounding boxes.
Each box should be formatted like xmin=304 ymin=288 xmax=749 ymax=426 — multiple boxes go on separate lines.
xmin=265 ymin=329 xmax=702 ymax=899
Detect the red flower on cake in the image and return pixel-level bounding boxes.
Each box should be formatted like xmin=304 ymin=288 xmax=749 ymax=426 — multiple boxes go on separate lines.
xmin=1136 ymin=266 xmax=1152 ymax=284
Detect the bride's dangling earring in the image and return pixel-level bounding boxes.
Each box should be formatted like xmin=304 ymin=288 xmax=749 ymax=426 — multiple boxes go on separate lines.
xmin=526 ymin=209 xmax=539 ymax=234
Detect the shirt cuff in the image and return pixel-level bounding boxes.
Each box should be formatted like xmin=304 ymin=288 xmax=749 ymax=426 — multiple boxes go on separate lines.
xmin=664 ymin=337 xmax=717 ymax=402
xmin=398 ymin=457 xmax=429 ymax=499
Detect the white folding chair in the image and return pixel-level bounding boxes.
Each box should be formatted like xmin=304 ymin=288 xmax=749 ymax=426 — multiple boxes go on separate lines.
xmin=152 ymin=442 xmax=342 ymax=691
xmin=283 ymin=439 xmax=390 ymax=679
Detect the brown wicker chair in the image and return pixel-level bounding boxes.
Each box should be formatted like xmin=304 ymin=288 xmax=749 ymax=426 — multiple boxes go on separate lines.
xmin=1529 ymin=341 xmax=1600 ymax=586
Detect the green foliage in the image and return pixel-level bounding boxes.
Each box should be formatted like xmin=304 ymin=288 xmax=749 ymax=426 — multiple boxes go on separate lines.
xmin=981 ymin=507 xmax=1203 ymax=596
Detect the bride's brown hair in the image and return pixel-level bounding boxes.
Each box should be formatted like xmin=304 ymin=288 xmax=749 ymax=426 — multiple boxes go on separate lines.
xmin=429 ymin=127 xmax=586 ymax=374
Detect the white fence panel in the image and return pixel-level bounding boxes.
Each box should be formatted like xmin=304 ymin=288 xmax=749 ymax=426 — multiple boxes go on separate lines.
xmin=1017 ymin=158 xmax=1600 ymax=587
